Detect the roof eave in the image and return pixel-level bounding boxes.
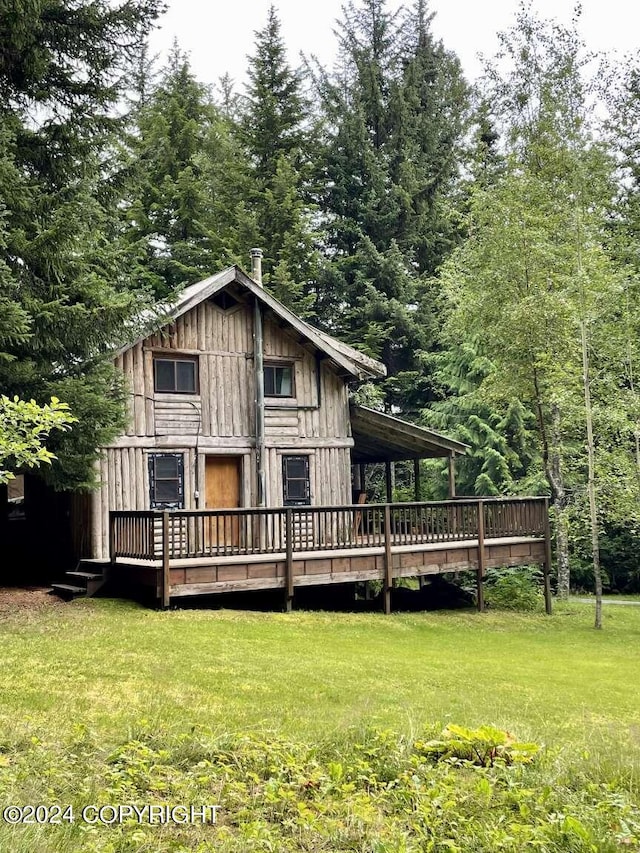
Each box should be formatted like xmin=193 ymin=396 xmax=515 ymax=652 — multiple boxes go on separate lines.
xmin=350 ymin=404 xmax=470 ymax=461
xmin=114 ymin=265 xmax=387 ymax=381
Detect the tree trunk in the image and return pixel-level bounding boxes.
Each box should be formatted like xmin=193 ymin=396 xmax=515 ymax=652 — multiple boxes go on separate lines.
xmin=550 ymin=403 xmax=570 ymax=598
xmin=555 ymin=498 xmax=570 ymax=599
xmin=532 ymin=371 xmax=570 ymax=599
xmin=581 ymin=321 xmax=603 ymax=629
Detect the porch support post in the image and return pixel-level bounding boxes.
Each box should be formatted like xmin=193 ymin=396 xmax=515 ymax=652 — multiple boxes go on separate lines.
xmin=383 ymin=504 xmax=392 ymax=614
xmin=353 ymin=464 xmax=362 ymax=492
xmin=476 ymin=499 xmax=485 ymax=612
xmin=108 ymin=510 xmax=116 ymax=568
xmin=162 ymin=510 xmax=170 ymax=610
xmin=285 ymin=508 xmax=294 ymax=612
xmin=448 ymin=454 xmax=456 ymax=499
xmin=543 ymin=497 xmax=553 ymax=614
xmin=385 ymin=460 xmax=393 ymax=503
xmin=90 ymin=461 xmax=102 ymax=558
xmin=414 ymin=459 xmax=421 ymax=502
xmin=359 ymin=464 xmax=366 ymax=495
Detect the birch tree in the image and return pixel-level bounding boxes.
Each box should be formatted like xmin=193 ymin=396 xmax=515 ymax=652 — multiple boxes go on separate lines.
xmin=439 ymin=8 xmax=639 ymax=624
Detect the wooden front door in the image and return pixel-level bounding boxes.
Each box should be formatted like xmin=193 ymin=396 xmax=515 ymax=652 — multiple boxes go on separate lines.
xmin=205 ymin=456 xmax=241 ymax=547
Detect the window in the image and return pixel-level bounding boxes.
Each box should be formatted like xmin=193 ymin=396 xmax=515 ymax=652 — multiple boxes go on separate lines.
xmin=282 ymin=455 xmax=310 ymax=505
xmin=7 ymin=473 xmax=25 ymax=521
xmin=148 ymin=454 xmax=184 ymax=508
xmin=154 ymin=356 xmax=198 ymax=394
xmin=264 ymin=363 xmax=294 ymax=397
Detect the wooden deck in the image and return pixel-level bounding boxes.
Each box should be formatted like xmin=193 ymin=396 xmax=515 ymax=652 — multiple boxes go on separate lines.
xmin=109 ymin=497 xmax=552 ymax=612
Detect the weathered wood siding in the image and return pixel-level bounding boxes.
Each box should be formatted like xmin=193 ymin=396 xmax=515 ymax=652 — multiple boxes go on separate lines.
xmin=92 ymin=298 xmax=354 ymax=558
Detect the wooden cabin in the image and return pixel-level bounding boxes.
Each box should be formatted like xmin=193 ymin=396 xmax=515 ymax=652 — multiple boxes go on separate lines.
xmin=91 ymin=260 xmax=395 ymax=559
xmin=37 ymin=255 xmax=552 ymax=610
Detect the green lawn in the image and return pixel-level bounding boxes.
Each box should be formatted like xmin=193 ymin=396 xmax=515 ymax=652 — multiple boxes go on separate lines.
xmin=0 ymin=596 xmax=639 ymax=851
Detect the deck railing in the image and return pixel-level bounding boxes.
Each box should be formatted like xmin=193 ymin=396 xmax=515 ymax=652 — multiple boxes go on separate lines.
xmin=109 ymin=496 xmax=548 ymax=563
xmin=109 ymin=510 xmax=157 ymax=560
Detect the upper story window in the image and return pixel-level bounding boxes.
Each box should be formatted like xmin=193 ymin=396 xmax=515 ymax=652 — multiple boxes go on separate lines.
xmin=154 ymin=356 xmax=198 ymax=394
xmin=264 ymin=362 xmax=294 ymax=397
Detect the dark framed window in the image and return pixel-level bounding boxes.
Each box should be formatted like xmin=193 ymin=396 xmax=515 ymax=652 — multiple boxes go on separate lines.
xmin=264 ymin=363 xmax=294 ymax=397
xmin=148 ymin=453 xmax=184 ymax=508
xmin=153 ymin=356 xmax=198 ymax=394
xmin=282 ymin=455 xmax=310 ymax=505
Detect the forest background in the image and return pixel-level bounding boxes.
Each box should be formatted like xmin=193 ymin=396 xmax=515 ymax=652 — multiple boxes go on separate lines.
xmin=2 ymin=0 xmax=640 ymax=598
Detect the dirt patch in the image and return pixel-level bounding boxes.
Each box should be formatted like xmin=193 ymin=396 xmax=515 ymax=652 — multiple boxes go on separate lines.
xmin=0 ymin=586 xmax=66 ymax=615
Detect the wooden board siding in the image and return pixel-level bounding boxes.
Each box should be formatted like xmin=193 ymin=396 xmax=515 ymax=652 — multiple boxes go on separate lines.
xmin=96 ymin=447 xmax=151 ymax=559
xmin=154 ymin=397 xmax=201 ymax=435
xmin=92 ymin=299 xmax=355 ymax=559
xmin=70 ymin=491 xmax=93 ymax=559
xmin=114 ymin=305 xmax=350 ymax=446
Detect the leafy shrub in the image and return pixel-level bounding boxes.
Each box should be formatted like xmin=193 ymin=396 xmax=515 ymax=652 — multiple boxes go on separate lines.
xmin=0 ymin=724 xmax=638 ymax=851
xmin=484 ymin=565 xmax=543 ymax=611
xmin=415 ymin=724 xmax=540 ymax=767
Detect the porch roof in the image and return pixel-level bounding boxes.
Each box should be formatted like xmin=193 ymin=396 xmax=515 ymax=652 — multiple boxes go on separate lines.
xmin=350 ymin=405 xmax=469 ymax=464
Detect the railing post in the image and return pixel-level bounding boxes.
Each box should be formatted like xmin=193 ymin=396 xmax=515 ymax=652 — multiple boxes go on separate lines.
xmin=476 ymin=500 xmax=485 ymax=612
xmin=448 ymin=455 xmax=457 ymax=498
xmin=383 ymin=504 xmax=392 ymax=615
xmin=285 ymin=508 xmax=294 ymax=612
xmin=109 ymin=512 xmax=116 ymax=566
xmin=543 ymin=497 xmax=553 ymax=614
xmin=162 ymin=510 xmax=170 ymax=610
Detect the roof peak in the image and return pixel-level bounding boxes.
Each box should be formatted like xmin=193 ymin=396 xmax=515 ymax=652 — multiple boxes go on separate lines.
xmin=115 ymin=266 xmax=386 ymax=382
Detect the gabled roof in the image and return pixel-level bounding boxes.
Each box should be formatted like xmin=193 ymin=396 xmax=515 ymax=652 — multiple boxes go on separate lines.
xmin=116 ymin=266 xmax=386 ymax=381
xmin=350 ymin=405 xmax=469 ymax=462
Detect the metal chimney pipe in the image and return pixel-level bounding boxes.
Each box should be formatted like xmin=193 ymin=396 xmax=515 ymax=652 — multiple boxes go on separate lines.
xmin=251 ymin=247 xmax=266 ymax=505
xmin=250 ymin=248 xmax=263 ymax=286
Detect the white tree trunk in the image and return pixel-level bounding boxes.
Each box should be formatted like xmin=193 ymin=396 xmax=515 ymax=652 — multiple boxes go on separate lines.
xmin=581 ymin=321 xmax=603 ymax=629
xmin=544 ymin=401 xmax=570 ymax=598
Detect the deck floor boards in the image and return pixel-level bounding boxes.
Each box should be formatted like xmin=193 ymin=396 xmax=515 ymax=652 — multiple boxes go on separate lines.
xmin=114 ymin=535 xmax=543 ymax=570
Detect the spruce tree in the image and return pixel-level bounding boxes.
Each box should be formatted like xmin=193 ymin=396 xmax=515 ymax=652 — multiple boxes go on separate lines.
xmin=314 ymin=0 xmax=469 ymax=413
xmin=423 ymin=343 xmax=543 ymax=498
xmin=123 ymin=46 xmax=221 ymax=297
xmin=238 ymin=6 xmax=319 ymax=314
xmin=0 ymin=0 xmax=162 ymax=489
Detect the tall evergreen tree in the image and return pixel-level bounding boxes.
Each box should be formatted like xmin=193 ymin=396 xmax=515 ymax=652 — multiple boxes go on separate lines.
xmin=0 ymin=0 xmax=162 ymax=489
xmin=122 ymin=46 xmax=263 ymax=298
xmin=314 ymin=0 xmax=469 ymax=413
xmin=423 ymin=343 xmax=544 ymax=498
xmin=238 ymin=6 xmax=319 ymax=313
xmin=123 ymin=47 xmax=222 ymax=297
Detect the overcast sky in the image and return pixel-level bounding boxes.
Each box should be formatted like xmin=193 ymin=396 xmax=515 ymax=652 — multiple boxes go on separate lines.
xmin=148 ymin=0 xmax=637 ymax=90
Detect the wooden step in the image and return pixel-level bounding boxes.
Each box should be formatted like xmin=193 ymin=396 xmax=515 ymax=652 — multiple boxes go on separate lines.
xmin=51 ymin=583 xmax=86 ymax=598
xmin=67 ymin=571 xmax=103 ymax=581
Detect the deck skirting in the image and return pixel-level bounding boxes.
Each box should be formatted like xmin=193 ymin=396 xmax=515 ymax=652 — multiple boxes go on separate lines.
xmin=111 ymin=536 xmax=547 ymax=599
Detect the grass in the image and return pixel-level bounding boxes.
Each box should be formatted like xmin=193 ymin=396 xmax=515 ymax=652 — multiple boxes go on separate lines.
xmin=0 ymin=597 xmax=639 ymax=850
